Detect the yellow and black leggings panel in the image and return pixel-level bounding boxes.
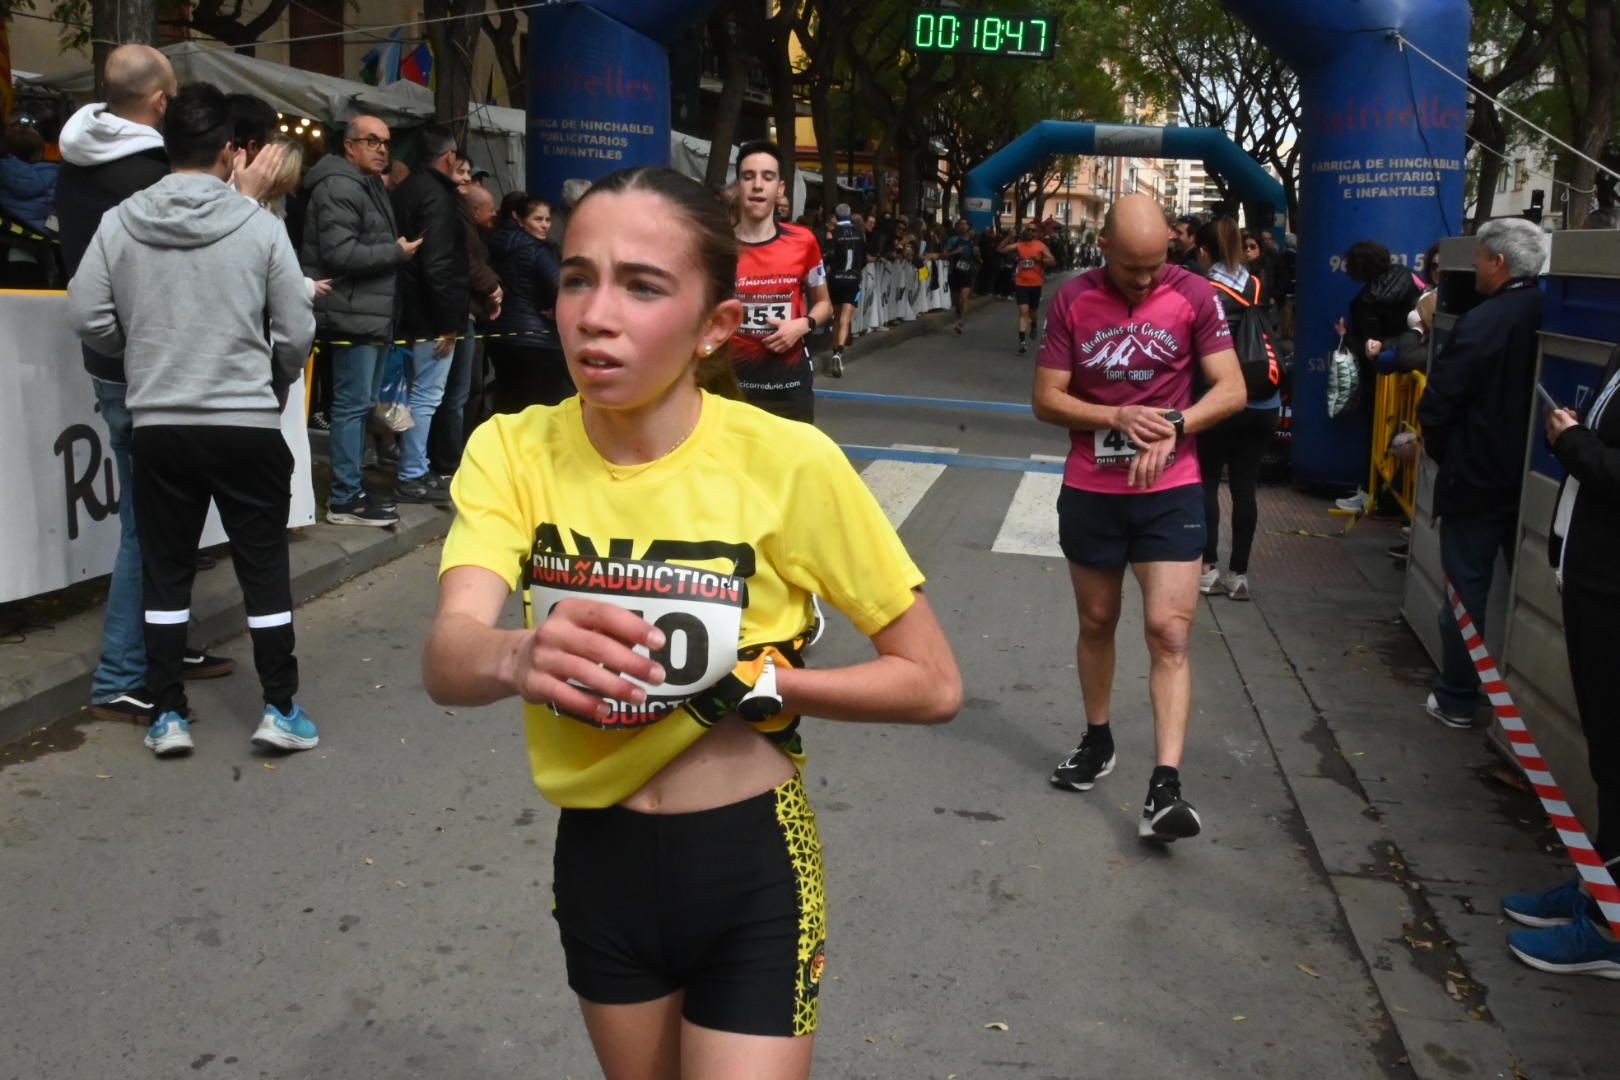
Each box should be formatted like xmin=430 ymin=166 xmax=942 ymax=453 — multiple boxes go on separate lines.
xmin=551 ymin=776 xmax=827 ymax=1037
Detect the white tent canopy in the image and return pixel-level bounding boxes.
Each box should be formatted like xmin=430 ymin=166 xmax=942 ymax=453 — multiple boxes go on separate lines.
xmin=29 ymin=41 xmax=529 ymax=194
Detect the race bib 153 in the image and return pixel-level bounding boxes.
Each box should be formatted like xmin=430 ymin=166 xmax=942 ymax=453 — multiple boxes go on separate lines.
xmin=528 ymin=556 xmax=746 ymax=729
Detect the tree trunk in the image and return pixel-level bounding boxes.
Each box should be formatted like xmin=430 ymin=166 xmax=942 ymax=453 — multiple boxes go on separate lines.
xmin=765 ymin=29 xmax=797 ymax=204
xmin=1567 ymin=0 xmax=1615 ymax=229
xmin=481 ymin=9 xmax=527 ymax=109
xmin=704 ymin=14 xmax=747 ymax=189
xmin=809 ymin=85 xmax=842 ymax=210
xmin=425 ymin=0 xmax=484 ymax=145
xmin=1468 ymin=96 xmax=1506 ymax=230
xmin=92 ymin=0 xmax=159 ymax=97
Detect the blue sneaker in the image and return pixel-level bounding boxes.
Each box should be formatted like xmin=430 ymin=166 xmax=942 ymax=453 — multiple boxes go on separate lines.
xmin=1503 ymin=877 xmax=1588 ymax=928
xmin=1508 ymin=914 xmax=1620 ymax=979
xmin=144 ymin=711 xmax=194 ymax=757
xmin=251 ymin=703 xmax=319 ymax=751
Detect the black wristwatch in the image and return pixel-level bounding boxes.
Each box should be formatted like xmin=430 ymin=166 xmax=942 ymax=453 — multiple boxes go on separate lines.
xmin=1164 ymin=410 xmax=1186 ymax=440
xmin=804 ymin=314 xmax=818 ymax=333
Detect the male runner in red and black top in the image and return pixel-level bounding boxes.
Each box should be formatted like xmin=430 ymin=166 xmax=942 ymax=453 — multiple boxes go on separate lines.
xmin=731 ymin=140 xmax=833 ymax=423
xmin=1033 ymin=194 xmax=1245 ymax=843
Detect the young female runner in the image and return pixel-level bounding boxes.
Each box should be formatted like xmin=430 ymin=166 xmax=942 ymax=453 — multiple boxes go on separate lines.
xmin=422 ymin=165 xmax=961 ymax=1080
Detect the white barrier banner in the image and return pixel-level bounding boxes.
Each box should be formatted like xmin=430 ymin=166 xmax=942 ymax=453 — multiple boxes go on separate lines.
xmin=0 ymin=291 xmax=317 ymax=605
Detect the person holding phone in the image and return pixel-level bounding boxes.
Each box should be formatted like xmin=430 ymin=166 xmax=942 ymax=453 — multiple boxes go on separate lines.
xmin=1500 ymin=345 xmax=1620 ymax=978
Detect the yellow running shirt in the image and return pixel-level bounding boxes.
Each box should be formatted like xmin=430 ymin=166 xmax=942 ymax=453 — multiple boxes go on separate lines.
xmin=440 ymin=391 xmax=925 ymax=809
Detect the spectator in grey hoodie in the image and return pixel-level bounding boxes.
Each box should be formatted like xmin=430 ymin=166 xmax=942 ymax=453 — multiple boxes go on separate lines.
xmin=68 ymin=81 xmax=318 ymax=761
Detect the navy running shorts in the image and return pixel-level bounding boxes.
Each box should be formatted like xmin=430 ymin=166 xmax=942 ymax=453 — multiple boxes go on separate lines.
xmin=1057 ymin=482 xmax=1206 ymax=568
xmin=552 ymin=776 xmax=827 ymax=1037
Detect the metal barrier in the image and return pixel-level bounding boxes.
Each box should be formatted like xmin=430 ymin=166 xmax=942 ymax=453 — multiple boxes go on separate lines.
xmin=1365 ymin=369 xmax=1426 ymax=519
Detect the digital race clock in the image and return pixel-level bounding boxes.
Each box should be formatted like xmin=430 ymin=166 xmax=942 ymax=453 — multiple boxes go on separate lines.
xmin=908 ymin=7 xmax=1057 ymax=60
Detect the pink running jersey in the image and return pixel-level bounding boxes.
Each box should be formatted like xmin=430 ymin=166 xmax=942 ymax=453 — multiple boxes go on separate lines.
xmin=1036 ymin=265 xmax=1233 ymax=494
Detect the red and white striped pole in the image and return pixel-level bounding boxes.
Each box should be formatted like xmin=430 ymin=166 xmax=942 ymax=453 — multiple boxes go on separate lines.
xmin=1446 ymin=580 xmax=1620 ymax=935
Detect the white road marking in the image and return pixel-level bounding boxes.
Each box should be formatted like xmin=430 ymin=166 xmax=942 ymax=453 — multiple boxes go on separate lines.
xmin=992 ymin=468 xmax=1064 ymax=558
xmin=858 ymin=447 xmax=957 ymax=529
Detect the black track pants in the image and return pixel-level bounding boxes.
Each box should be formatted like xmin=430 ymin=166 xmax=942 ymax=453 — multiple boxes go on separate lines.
xmin=131 ymin=425 xmax=297 ymax=716
xmin=1563 ymin=587 xmax=1620 ymax=862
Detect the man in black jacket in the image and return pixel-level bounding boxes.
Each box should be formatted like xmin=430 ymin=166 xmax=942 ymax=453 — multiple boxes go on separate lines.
xmin=1416 ymin=217 xmax=1547 ymax=728
xmin=389 ymin=125 xmax=470 ymax=505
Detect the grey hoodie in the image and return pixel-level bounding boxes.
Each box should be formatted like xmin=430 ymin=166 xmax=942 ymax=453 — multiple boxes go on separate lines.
xmin=68 ymin=171 xmax=315 ymax=429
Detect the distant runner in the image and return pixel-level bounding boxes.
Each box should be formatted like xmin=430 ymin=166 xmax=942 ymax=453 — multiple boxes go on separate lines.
xmin=730 ymin=140 xmax=833 ymax=421
xmin=825 ymin=203 xmax=867 ymax=377
xmin=999 ymin=222 xmax=1056 ymax=354
xmin=943 ymin=218 xmax=978 ymax=335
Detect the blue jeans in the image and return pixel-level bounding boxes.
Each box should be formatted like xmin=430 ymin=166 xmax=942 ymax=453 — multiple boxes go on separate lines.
xmin=329 ymin=342 xmax=387 ymax=506
xmin=90 ymin=378 xmax=146 ymax=701
xmin=1433 ymin=510 xmax=1517 ymax=716
xmin=399 ymin=338 xmax=453 ymax=483
xmin=428 ymin=319 xmax=476 ymax=475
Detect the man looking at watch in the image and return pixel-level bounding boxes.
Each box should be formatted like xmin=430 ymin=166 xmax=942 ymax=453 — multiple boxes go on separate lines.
xmin=730 ymin=140 xmax=833 ymax=423
xmin=1032 ymin=194 xmax=1246 ymax=842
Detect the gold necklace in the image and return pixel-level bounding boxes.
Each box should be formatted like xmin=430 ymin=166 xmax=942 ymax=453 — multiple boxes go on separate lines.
xmin=596 ymin=405 xmax=701 ymax=479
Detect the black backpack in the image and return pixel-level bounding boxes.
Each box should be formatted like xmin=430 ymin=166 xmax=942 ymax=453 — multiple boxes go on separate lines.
xmin=1209 ymin=276 xmax=1281 ymax=402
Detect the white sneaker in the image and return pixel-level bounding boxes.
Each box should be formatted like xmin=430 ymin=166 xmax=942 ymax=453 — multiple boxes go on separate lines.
xmin=1424 ymin=692 xmax=1473 ymax=730
xmin=1198 ymin=566 xmax=1224 ymax=595
xmin=1335 ymin=489 xmax=1370 ymax=513
xmin=1224 ymin=573 xmax=1250 ymax=601
xmin=144 ymin=711 xmax=194 ymax=757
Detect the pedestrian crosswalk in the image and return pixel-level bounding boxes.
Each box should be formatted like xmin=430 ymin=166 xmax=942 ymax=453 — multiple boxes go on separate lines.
xmin=843 ymin=443 xmax=1066 ymax=559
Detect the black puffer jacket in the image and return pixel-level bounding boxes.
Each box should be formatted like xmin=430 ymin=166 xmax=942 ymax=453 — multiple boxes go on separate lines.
xmin=299 ymin=154 xmax=404 ymax=342
xmin=391 ymin=166 xmax=470 ymax=340
xmin=1550 ymin=344 xmax=1620 ymax=597
xmin=1350 ymin=263 xmax=1422 ymax=346
xmin=486 ymin=222 xmax=560 ymax=349
xmin=1417 ymin=278 xmax=1543 ymax=517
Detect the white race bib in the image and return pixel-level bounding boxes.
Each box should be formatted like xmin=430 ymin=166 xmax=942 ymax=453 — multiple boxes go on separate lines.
xmin=741 ymin=301 xmax=792 ymax=333
xmin=1094 ymin=427 xmax=1138 ymax=466
xmin=528 ymin=556 xmax=746 ymax=729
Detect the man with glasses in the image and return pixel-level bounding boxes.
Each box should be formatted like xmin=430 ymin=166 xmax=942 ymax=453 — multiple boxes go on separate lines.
xmin=300 ymin=115 xmax=423 ymax=526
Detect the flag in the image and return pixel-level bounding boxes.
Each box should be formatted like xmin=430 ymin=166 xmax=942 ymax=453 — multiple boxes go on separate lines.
xmin=359 ymin=27 xmax=407 ymax=86
xmin=400 ymin=41 xmax=433 ymax=88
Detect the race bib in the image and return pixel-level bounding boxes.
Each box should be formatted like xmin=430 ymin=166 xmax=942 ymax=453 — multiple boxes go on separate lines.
xmin=954 ymin=258 xmax=973 ymax=273
xmin=1094 ymin=427 xmax=1138 ymax=467
xmin=741 ymin=301 xmax=792 ymax=333
xmin=528 ymin=556 xmax=747 ymax=730
xmin=1019 ymin=257 xmax=1036 ymax=270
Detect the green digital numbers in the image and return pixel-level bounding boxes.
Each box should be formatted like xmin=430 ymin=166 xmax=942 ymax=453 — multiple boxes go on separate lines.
xmin=908 ymin=8 xmax=1057 ymax=60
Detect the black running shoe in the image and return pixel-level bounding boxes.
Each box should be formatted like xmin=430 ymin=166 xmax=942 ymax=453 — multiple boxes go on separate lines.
xmin=182 ymin=650 xmax=235 ymax=680
xmin=1139 ymin=776 xmax=1202 ymax=841
xmin=1051 ymin=730 xmax=1116 ymax=791
xmin=88 ymin=689 xmax=157 ymax=723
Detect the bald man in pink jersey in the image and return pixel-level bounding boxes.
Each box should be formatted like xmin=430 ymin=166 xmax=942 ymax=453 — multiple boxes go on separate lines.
xmin=1032 ymin=194 xmax=1246 ymax=843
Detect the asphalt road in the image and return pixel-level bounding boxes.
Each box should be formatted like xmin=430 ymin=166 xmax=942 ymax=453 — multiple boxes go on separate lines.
xmin=2 ymin=293 xmax=1414 ymax=1079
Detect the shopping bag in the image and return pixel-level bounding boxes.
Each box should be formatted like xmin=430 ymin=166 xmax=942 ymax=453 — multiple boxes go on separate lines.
xmin=374 ymin=344 xmax=415 ymax=432
xmin=1327 ymin=334 xmax=1360 ymax=418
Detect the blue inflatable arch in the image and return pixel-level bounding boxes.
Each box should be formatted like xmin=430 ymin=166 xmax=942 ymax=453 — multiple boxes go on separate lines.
xmin=961 ymin=122 xmax=1287 ymax=233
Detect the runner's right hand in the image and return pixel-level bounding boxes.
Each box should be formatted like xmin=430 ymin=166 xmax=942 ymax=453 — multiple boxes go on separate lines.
xmin=1114 ymin=405 xmax=1177 ymax=445
xmin=505 ymin=598 xmax=666 ymax=720
xmin=398 ymin=235 xmax=425 ymax=259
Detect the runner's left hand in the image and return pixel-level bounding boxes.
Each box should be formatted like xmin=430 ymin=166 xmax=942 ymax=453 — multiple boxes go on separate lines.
xmin=1128 ymin=436 xmax=1175 ymax=490
xmin=762 ymin=317 xmax=810 ymax=353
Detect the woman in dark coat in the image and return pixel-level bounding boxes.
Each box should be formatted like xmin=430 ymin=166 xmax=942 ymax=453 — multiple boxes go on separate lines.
xmin=1501 ymin=344 xmax=1620 ymax=978
xmin=484 ymin=192 xmax=571 ymax=412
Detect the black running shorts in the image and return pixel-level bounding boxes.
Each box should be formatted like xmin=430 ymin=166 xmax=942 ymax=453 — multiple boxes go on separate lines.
xmin=949 ymin=270 xmax=974 ymax=293
xmin=829 ymin=279 xmax=861 ymax=307
xmin=1014 ymin=284 xmax=1043 ymax=310
xmin=552 ymin=776 xmax=827 ymax=1038
xmin=1057 ymin=482 xmax=1206 ymax=568
xmin=742 ymin=380 xmax=815 ymax=424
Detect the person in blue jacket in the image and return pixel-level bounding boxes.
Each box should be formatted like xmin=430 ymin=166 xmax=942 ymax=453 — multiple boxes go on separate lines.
xmin=0 ymin=122 xmax=59 ymax=235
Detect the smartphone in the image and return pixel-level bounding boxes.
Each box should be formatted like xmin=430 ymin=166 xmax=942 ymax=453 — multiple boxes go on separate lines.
xmin=1535 ymin=383 xmax=1560 ymax=411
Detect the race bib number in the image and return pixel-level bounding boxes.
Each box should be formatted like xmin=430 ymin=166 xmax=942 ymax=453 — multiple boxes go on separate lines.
xmin=528 ymin=556 xmax=747 ymax=729
xmin=1094 ymin=428 xmax=1138 ymax=467
xmin=1019 ymin=257 xmax=1036 ymax=270
xmin=741 ymin=302 xmax=792 ymax=333
xmin=954 ymin=258 xmax=973 ymax=273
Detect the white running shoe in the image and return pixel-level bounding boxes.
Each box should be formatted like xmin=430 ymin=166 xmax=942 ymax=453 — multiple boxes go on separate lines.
xmin=1224 ymin=573 xmax=1250 ymax=601
xmin=1335 ymin=489 xmax=1370 ymax=513
xmin=1198 ymin=566 xmax=1224 ymax=595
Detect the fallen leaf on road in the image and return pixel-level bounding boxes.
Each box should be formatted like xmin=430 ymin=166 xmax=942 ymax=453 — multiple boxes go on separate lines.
xmin=263 ymin=763 xmax=277 ymax=771
xmin=394 ymin=880 xmax=407 ymax=887
xmin=363 ymin=858 xmax=374 ymax=866
xmin=374 ymin=684 xmax=385 ymax=690
xmin=1444 ymin=979 xmax=1461 ymax=1000
xmin=95 ymin=774 xmax=113 ymax=780
xmin=984 ymin=1022 xmax=1009 ymax=1031
xmin=1296 ymin=963 xmax=1321 ymax=978
xmin=1233 ymin=1015 xmax=1247 ymax=1022
xmin=864 ymin=1036 xmax=876 ymax=1044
